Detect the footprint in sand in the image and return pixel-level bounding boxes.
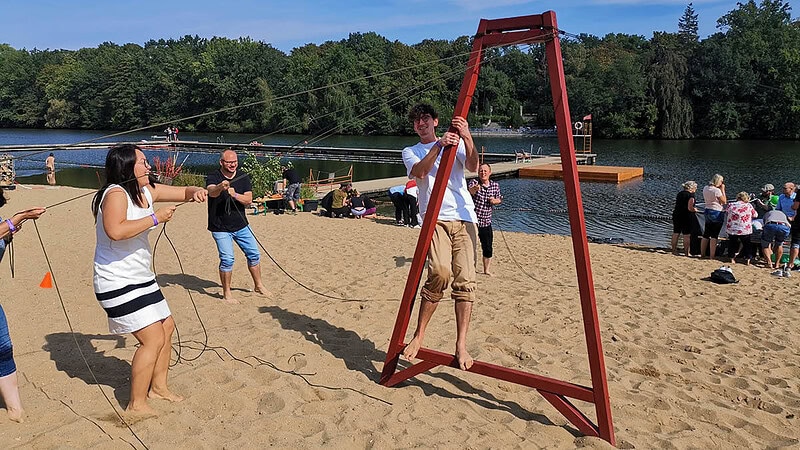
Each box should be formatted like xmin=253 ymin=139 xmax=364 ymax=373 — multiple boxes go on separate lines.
xmin=257 ymin=392 xmax=286 ymax=415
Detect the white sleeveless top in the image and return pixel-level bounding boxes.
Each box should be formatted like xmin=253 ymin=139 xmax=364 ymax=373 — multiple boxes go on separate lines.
xmin=93 ymin=185 xmax=156 ymax=291
xmin=93 ymin=185 xmax=170 ymax=334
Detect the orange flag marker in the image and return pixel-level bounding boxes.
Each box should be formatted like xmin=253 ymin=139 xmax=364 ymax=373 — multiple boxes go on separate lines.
xmin=39 ymin=272 xmax=53 ymax=289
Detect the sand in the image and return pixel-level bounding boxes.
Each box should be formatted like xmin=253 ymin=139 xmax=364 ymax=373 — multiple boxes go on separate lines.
xmin=0 ymin=185 xmax=797 ymax=449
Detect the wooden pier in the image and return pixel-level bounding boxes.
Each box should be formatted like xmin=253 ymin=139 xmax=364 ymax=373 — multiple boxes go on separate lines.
xmin=350 ymin=156 xmax=562 ymax=197
xmin=519 ymin=163 xmax=643 ymax=183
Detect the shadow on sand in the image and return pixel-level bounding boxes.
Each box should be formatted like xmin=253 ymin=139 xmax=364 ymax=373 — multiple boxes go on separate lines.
xmin=259 ymin=305 xmax=572 ymax=433
xmin=156 ymin=273 xmax=249 ymax=299
xmin=43 ymin=332 xmax=131 ymax=407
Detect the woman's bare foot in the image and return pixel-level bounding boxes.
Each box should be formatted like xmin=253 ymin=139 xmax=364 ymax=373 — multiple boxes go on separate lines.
xmin=125 ymin=403 xmax=159 ymax=418
xmin=483 ymin=271 xmax=493 ymax=277
xmin=402 ymin=336 xmax=423 ymax=361
xmin=148 ymin=388 xmax=184 ymax=403
xmin=7 ymin=407 xmax=24 ymax=423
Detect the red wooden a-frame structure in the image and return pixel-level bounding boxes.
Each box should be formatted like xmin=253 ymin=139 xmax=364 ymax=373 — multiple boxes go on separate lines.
xmin=379 ymin=11 xmax=616 ymax=445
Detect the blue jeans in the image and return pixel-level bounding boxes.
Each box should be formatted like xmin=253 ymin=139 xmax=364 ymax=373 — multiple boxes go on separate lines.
xmin=0 ymin=305 xmax=16 ymax=377
xmin=761 ymin=223 xmax=790 ymax=248
xmin=211 ymin=226 xmax=261 ymax=272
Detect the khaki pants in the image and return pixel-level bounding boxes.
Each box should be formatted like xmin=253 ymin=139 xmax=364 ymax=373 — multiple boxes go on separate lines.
xmin=421 ymin=220 xmax=478 ymax=303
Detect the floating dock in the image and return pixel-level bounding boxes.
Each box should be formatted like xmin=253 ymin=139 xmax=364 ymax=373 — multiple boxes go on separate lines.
xmin=519 ymin=164 xmax=643 ymax=183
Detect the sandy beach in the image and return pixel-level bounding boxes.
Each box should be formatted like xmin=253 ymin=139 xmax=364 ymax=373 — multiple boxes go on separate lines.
xmin=0 ymin=185 xmax=797 ymax=449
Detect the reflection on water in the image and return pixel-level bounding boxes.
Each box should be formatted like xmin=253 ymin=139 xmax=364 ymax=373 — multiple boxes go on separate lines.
xmin=2 ymin=129 xmax=797 ymax=247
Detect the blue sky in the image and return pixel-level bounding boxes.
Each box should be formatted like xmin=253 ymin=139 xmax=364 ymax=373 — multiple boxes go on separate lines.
xmin=0 ymin=0 xmax=781 ymax=53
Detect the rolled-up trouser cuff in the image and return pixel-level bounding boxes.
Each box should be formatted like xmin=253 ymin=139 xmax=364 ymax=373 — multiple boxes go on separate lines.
xmin=420 ymin=287 xmax=444 ymax=303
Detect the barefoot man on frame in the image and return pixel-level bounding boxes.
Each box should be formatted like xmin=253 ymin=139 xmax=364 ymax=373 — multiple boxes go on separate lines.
xmin=401 ymin=103 xmax=479 ymax=370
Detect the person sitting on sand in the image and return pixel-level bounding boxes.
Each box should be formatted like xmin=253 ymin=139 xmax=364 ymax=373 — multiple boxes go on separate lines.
xmin=349 ymin=189 xmax=367 ymax=218
xmin=330 ymin=183 xmax=351 ymax=218
xmin=725 ymin=192 xmax=757 ymax=264
xmin=206 ymin=149 xmax=268 ymax=303
xmin=92 ymin=144 xmax=207 ymax=416
xmin=405 ymin=179 xmax=420 ymax=228
xmin=362 ymin=195 xmax=377 ymax=219
xmin=401 ymin=103 xmax=479 ymax=370
xmin=0 ymin=188 xmax=46 ymax=423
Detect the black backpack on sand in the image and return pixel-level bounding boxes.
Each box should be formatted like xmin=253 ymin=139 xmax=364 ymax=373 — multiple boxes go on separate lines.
xmin=710 ymin=267 xmax=738 ymax=284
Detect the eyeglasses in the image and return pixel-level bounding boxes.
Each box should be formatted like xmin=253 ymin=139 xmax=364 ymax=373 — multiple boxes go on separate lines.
xmin=414 ymin=114 xmax=433 ymax=123
xmin=136 ymin=158 xmax=150 ymax=167
xmin=222 ymin=160 xmax=238 ymax=165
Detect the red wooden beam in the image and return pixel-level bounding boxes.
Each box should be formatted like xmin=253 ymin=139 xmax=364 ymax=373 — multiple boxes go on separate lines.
xmin=379 ymin=11 xmax=616 ymax=447
xmin=542 ymin=11 xmax=615 ymax=445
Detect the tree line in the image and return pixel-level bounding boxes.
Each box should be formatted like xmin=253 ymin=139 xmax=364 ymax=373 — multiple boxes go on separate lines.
xmin=1 ymin=0 xmax=798 ymax=139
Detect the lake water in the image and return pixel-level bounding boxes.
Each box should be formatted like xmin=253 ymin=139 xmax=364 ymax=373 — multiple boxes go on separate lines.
xmin=1 ymin=129 xmax=795 ymax=247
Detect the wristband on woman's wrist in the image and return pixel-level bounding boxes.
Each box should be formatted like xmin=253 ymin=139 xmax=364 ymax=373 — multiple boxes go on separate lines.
xmin=233 ymin=192 xmax=238 ymax=199
xmin=150 ymin=213 xmax=158 ymax=226
xmin=5 ymin=219 xmax=15 ymax=233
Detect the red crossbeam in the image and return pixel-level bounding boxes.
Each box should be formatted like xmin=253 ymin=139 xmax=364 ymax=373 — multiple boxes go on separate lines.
xmin=379 ymin=11 xmax=616 ymax=446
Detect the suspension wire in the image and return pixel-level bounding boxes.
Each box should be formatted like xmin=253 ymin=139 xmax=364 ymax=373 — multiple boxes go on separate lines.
xmin=291 ymin=42 xmax=537 ymax=154
xmin=148 ymin=204 xmax=393 ymax=404
xmin=7 ymin=32 xmax=544 ymax=179
xmin=31 ymin=220 xmax=149 ymax=450
xmin=8 ymin=42 xmax=503 ymax=168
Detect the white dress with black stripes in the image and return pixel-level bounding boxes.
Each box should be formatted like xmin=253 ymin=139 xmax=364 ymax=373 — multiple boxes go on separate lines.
xmin=93 ymin=185 xmax=170 ymax=334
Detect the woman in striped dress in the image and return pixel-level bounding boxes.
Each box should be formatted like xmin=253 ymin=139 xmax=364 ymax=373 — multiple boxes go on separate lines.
xmin=92 ymin=144 xmax=206 ymax=416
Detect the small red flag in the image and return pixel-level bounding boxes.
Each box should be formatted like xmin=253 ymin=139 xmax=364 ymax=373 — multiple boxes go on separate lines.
xmin=40 ymin=272 xmax=53 ymax=289
xmin=582 ymin=114 xmax=592 ymax=121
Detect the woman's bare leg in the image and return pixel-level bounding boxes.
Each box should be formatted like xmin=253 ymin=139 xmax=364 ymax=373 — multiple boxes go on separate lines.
xmin=148 ymin=317 xmax=183 ymax=402
xmin=128 ymin=322 xmax=164 ymax=415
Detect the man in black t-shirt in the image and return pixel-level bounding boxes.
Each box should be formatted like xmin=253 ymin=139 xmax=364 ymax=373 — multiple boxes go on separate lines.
xmin=206 ymin=149 xmax=267 ymax=303
xmin=282 ymin=165 xmax=302 ymax=214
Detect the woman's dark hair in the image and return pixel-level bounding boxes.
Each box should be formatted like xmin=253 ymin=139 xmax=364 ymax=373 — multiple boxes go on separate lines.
xmin=0 ymin=187 xmax=6 ymax=209
xmin=91 ymin=144 xmax=151 ymax=219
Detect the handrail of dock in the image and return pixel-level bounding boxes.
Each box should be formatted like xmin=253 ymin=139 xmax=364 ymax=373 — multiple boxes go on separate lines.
xmin=0 ymin=140 xmax=519 ymax=165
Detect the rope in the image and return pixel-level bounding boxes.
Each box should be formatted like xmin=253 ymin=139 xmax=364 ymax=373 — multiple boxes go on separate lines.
xmin=495 ymin=206 xmax=674 ymax=222
xmin=31 ymin=220 xmax=149 ymax=449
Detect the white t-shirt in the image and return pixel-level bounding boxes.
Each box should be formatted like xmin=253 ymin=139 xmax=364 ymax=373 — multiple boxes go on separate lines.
xmin=703 ymin=185 xmax=724 ymax=211
xmin=401 ymin=140 xmax=477 ymax=223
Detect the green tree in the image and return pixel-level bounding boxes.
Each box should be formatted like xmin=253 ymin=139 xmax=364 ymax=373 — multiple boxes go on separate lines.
xmin=648 ymin=32 xmax=693 ymax=138
xmin=679 ymin=3 xmax=700 ymax=43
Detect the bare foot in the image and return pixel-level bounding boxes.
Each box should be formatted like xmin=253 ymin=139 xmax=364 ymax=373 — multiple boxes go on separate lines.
xmin=402 ymin=336 xmax=423 ymax=361
xmin=221 ymin=296 xmax=239 ymax=304
xmin=483 ymin=271 xmax=493 ymax=277
xmin=253 ymin=286 xmax=272 ymax=297
xmin=125 ymin=403 xmax=159 ymax=418
xmin=149 ymin=388 xmax=184 ymax=402
xmin=7 ymin=407 xmax=24 ymax=423
xmin=455 ymin=348 xmax=473 ymax=370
